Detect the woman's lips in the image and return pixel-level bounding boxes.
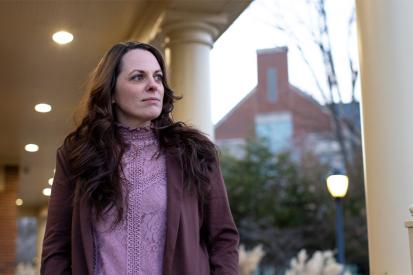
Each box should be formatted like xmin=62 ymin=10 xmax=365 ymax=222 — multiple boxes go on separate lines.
xmin=142 ymin=97 xmax=160 ymax=102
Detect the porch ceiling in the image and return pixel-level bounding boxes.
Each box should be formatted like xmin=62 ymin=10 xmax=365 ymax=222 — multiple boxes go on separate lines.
xmin=0 ymin=0 xmax=251 ymax=210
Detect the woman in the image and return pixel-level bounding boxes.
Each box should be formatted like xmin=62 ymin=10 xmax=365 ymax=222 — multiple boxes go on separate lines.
xmin=41 ymin=41 xmax=239 ymax=275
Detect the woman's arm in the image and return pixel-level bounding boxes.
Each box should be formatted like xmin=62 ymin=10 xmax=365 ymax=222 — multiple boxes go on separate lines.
xmin=205 ymin=159 xmax=240 ymax=275
xmin=41 ymin=147 xmax=73 ymax=275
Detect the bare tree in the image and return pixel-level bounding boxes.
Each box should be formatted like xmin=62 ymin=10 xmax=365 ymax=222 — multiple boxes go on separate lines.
xmin=257 ymin=0 xmax=360 ymax=173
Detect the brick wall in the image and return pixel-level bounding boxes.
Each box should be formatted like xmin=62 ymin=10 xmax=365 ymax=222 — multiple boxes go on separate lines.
xmin=215 ymin=91 xmax=258 ymax=139
xmin=0 ymin=166 xmax=18 ymax=275
xmin=215 ymin=47 xmax=333 ymax=143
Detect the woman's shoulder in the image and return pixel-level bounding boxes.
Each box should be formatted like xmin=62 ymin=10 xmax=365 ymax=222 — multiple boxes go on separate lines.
xmin=161 ymin=122 xmax=218 ymax=161
xmin=171 ymin=123 xmax=215 ymax=148
xmin=170 ymin=122 xmax=214 ymax=143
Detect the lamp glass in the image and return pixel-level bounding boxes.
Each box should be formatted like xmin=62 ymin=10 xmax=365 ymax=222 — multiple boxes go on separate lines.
xmin=25 ymin=144 xmax=39 ymax=152
xmin=42 ymin=187 xmax=51 ymax=197
xmin=35 ymin=103 xmax=52 ymax=113
xmin=52 ymin=31 xmax=74 ymax=44
xmin=326 ymin=174 xmax=349 ymax=198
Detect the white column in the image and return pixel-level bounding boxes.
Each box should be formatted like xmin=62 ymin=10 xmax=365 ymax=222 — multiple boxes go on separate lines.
xmin=356 ymin=1 xmax=413 ymax=274
xmin=163 ymin=21 xmax=218 ymax=139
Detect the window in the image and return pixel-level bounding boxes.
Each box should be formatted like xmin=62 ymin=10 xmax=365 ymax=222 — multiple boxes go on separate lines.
xmin=255 ymin=112 xmax=292 ymax=152
xmin=267 ymin=67 xmax=278 ymax=102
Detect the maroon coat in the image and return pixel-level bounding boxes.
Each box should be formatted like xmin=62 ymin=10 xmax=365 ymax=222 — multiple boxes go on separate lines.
xmin=41 ymin=147 xmax=239 ymax=275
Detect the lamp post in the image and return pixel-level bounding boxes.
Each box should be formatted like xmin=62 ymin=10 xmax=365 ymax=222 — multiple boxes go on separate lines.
xmin=326 ymin=171 xmax=349 ymax=266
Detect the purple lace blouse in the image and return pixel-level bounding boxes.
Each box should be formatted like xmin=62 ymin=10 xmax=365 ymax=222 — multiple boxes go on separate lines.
xmin=93 ymin=124 xmax=167 ymax=275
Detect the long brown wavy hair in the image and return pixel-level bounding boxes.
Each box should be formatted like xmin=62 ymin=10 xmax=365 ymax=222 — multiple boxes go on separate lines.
xmin=64 ymin=41 xmax=217 ymax=224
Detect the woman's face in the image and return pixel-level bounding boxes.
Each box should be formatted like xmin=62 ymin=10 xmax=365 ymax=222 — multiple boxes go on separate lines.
xmin=113 ymin=49 xmax=164 ymax=128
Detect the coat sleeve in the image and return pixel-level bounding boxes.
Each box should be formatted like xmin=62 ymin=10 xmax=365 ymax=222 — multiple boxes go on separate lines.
xmin=41 ymin=147 xmax=73 ymax=275
xmin=205 ymin=158 xmax=240 ymax=275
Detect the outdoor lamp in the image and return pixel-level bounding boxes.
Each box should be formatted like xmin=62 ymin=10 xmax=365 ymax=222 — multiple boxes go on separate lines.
xmin=326 ymin=169 xmax=349 ymax=267
xmin=326 ymin=173 xmax=349 ymax=198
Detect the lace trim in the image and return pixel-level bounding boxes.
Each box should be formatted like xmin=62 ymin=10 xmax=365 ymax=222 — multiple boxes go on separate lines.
xmin=94 ymin=123 xmax=166 ymax=275
xmin=115 ymin=122 xmax=155 ymax=141
xmin=123 ymin=143 xmax=167 ymax=274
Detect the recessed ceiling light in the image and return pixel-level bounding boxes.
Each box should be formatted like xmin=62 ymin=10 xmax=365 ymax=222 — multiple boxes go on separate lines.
xmin=52 ymin=31 xmax=74 ymax=45
xmin=25 ymin=144 xmax=39 ymax=152
xmin=16 ymin=198 xmax=23 ymax=206
xmin=48 ymin=177 xmax=54 ymax=185
xmin=35 ymin=103 xmax=52 ymax=113
xmin=42 ymin=187 xmax=51 ymax=197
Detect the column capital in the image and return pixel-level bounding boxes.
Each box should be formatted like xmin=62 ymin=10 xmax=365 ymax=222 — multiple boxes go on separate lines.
xmin=161 ymin=11 xmax=225 ymax=48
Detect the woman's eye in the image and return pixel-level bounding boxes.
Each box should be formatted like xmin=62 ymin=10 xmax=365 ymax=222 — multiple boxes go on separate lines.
xmin=131 ymin=74 xmax=144 ymax=81
xmin=154 ymin=74 xmax=163 ymax=81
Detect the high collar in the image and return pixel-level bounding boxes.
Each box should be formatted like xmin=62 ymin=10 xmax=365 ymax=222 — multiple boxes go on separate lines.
xmin=115 ymin=122 xmax=156 ymax=144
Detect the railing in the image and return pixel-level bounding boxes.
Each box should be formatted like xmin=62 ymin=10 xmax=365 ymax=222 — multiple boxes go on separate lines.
xmin=405 ymin=205 xmax=413 ymax=274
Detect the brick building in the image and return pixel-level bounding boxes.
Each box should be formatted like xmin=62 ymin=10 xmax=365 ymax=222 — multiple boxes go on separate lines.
xmin=215 ymin=47 xmax=348 ymax=167
xmin=0 ymin=166 xmax=18 ymax=274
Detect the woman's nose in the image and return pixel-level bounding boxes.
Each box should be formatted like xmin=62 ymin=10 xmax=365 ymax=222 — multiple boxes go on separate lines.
xmin=146 ymin=77 xmax=159 ymax=91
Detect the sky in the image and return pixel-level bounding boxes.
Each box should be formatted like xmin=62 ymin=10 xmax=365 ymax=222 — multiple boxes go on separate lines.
xmin=210 ymin=0 xmax=359 ymax=124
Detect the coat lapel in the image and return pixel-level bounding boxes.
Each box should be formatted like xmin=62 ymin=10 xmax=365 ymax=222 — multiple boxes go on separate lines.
xmin=163 ymin=152 xmax=183 ymax=275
